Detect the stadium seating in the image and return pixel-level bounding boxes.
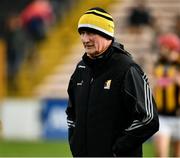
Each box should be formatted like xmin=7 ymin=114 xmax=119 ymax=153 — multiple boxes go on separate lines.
xmin=15 ymin=0 xmax=113 ymax=97
xmin=29 ymin=0 xmax=180 ymax=98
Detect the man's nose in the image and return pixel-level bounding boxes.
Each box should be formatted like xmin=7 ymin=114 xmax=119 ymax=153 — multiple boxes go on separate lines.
xmin=81 ymin=33 xmax=90 ymax=42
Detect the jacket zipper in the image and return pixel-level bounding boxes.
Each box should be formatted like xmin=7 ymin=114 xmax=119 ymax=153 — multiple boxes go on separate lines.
xmin=85 ymin=71 xmax=94 ymax=155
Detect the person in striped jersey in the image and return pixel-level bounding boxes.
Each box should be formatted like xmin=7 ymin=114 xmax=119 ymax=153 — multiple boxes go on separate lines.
xmin=66 ymin=7 xmax=159 ymax=157
xmin=153 ymin=33 xmax=180 ymax=157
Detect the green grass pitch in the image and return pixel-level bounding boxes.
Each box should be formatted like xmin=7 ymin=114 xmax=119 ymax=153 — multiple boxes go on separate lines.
xmin=0 ymin=140 xmax=155 ymax=157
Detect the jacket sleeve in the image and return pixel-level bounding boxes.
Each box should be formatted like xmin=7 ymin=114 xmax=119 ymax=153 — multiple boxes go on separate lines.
xmin=66 ymin=74 xmax=76 ymax=142
xmin=112 ymin=65 xmax=159 ymax=155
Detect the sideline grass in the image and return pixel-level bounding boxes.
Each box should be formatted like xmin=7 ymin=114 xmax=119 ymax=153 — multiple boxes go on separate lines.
xmin=0 ymin=140 xmax=72 ymax=157
xmin=0 ymin=140 xmax=155 ymax=157
xmin=143 ymin=141 xmax=155 ymax=157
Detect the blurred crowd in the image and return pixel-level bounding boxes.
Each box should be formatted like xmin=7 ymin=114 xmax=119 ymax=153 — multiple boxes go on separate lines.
xmin=125 ymin=0 xmax=180 ymax=157
xmin=0 ymin=0 xmax=75 ymax=91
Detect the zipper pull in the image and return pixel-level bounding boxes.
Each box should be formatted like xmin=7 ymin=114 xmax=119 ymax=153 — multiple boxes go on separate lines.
xmin=90 ymin=78 xmax=94 ymax=84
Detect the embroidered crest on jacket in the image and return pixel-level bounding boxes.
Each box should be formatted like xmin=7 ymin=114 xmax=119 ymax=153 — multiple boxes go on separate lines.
xmin=104 ymin=80 xmax=112 ymax=89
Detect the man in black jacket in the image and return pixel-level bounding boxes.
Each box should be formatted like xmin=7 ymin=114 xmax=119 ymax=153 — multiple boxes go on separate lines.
xmin=66 ymin=7 xmax=159 ymax=157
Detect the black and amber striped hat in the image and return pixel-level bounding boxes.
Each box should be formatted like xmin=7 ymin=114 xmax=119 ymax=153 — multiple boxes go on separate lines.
xmin=78 ymin=7 xmax=114 ymax=39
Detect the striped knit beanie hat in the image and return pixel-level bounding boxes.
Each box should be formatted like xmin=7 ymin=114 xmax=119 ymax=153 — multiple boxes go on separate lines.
xmin=78 ymin=7 xmax=114 ymax=39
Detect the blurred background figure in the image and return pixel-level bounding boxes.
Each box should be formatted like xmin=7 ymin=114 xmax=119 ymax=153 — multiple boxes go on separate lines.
xmin=21 ymin=0 xmax=54 ymax=42
xmin=126 ymin=0 xmax=153 ymax=34
xmin=20 ymin=0 xmax=54 ymax=65
xmin=153 ymin=33 xmax=180 ymax=157
xmin=4 ymin=12 xmax=28 ymax=91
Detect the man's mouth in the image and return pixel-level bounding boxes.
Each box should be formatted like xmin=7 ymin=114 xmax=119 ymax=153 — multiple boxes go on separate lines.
xmin=85 ymin=45 xmax=94 ymax=48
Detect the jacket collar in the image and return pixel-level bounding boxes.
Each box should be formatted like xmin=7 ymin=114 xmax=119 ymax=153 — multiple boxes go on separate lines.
xmin=82 ymin=43 xmax=112 ymax=67
xmin=82 ymin=41 xmax=130 ymax=68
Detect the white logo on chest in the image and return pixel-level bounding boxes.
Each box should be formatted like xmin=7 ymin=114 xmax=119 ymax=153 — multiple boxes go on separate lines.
xmin=104 ymin=80 xmax=112 ymax=89
xmin=77 ymin=80 xmax=84 ymax=86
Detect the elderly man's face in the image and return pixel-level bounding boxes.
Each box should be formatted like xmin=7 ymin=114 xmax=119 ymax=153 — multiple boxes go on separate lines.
xmin=80 ymin=30 xmax=112 ymax=58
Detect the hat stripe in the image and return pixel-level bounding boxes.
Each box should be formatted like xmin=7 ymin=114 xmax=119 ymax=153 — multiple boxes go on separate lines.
xmin=85 ymin=11 xmax=113 ymax=21
xmin=86 ymin=9 xmax=112 ymax=19
xmin=78 ymin=24 xmax=114 ymax=37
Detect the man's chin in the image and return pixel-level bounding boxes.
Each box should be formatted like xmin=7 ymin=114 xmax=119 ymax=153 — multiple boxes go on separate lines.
xmin=86 ymin=52 xmax=97 ymax=59
xmin=86 ymin=50 xmax=95 ymax=55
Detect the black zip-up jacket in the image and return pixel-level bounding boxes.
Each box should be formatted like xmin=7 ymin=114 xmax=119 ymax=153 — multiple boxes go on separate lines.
xmin=66 ymin=42 xmax=159 ymax=157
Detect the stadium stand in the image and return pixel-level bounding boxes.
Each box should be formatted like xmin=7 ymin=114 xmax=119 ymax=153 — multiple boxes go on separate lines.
xmin=3 ymin=0 xmax=179 ymax=98
xmin=33 ymin=0 xmax=180 ymax=99
xmin=3 ymin=0 xmax=79 ymax=96
xmin=32 ymin=0 xmax=114 ymax=98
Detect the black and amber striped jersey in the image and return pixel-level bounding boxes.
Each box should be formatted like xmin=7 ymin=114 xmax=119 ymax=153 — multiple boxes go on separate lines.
xmin=154 ymin=63 xmax=180 ymax=116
